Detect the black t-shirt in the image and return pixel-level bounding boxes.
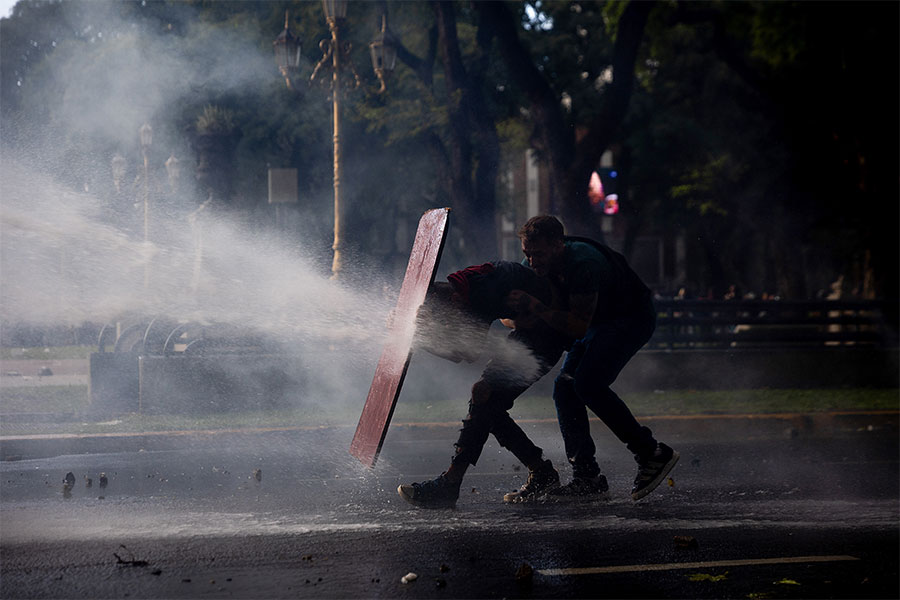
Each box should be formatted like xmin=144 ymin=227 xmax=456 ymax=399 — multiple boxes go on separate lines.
xmin=554 ymin=237 xmax=651 ymax=324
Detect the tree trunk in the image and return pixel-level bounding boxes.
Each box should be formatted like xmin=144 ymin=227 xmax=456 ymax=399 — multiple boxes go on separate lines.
xmin=431 ymin=0 xmax=497 ymax=260
xmin=483 ymin=1 xmax=653 ymax=237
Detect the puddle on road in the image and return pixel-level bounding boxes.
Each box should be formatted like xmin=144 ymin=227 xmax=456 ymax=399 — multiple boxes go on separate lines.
xmin=3 ymin=449 xmax=897 ymax=544
xmin=4 ymin=493 xmax=897 ymax=544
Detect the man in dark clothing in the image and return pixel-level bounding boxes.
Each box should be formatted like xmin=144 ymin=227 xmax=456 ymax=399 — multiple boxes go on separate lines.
xmin=397 ymin=261 xmax=571 ymax=508
xmin=509 ymin=215 xmax=678 ymax=501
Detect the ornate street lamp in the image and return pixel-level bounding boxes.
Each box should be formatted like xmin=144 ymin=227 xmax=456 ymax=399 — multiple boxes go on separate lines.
xmin=369 ymin=14 xmax=397 ymax=93
xmin=139 ymin=123 xmax=153 ymax=149
xmin=139 ymin=123 xmax=152 ymax=244
xmin=139 ymin=123 xmax=152 ymax=289
xmin=273 ymin=11 xmax=301 ymax=90
xmin=111 ymin=153 xmax=126 ymax=194
xmin=321 ymin=0 xmax=348 ymax=21
xmin=275 ymin=2 xmax=394 ymax=279
xmin=165 ymin=154 xmax=180 ymax=192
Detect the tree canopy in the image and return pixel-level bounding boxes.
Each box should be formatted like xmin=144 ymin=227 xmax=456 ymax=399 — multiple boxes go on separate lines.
xmin=1 ymin=0 xmax=896 ymax=301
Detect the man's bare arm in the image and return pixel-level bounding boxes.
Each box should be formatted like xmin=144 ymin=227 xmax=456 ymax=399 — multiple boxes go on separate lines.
xmin=506 ymin=290 xmax=596 ymax=339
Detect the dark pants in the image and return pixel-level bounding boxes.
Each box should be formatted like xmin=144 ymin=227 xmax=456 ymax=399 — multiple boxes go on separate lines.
xmin=553 ymin=296 xmax=658 ymax=478
xmin=451 ymin=330 xmax=565 ymax=469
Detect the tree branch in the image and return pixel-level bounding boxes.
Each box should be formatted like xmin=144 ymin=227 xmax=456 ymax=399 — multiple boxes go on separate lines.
xmin=572 ymin=1 xmax=654 ymax=188
xmin=476 ymin=0 xmax=572 ymax=209
xmin=394 ymin=24 xmax=437 ymax=87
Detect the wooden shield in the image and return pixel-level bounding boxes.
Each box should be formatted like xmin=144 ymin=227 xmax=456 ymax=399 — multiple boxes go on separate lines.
xmin=350 ymin=208 xmax=450 ymax=467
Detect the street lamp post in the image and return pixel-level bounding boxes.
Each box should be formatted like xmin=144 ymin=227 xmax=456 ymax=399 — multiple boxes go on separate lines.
xmin=165 ymin=154 xmax=180 ymax=193
xmin=111 ymin=153 xmax=126 ymax=195
xmin=139 ymin=123 xmax=153 ymax=244
xmin=323 ymin=1 xmax=350 ymax=278
xmin=139 ymin=123 xmax=153 ymax=289
xmin=274 ymin=2 xmax=395 ymax=279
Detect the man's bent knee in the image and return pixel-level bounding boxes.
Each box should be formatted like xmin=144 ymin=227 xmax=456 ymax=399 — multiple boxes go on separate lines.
xmin=471 ymin=380 xmax=492 ymax=405
xmin=573 ymin=371 xmax=616 ymax=400
xmin=553 ymin=372 xmax=576 ymax=401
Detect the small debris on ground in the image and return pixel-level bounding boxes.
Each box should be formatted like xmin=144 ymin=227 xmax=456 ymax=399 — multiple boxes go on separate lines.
xmin=114 ymin=545 xmax=149 ymax=567
xmin=667 ymin=477 xmax=675 ymax=487
xmin=253 ymin=469 xmax=262 ymax=482
xmin=516 ymin=562 xmax=533 ymax=591
xmin=400 ymin=572 xmax=418 ymax=584
xmin=515 ymin=562 xmax=533 ymax=582
xmin=38 ymin=366 xmax=53 ymax=376
xmin=687 ymin=571 xmax=728 ymax=582
xmin=673 ymin=535 xmax=699 ymax=549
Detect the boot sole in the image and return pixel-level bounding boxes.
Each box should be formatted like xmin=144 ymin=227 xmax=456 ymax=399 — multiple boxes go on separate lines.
xmin=544 ymin=489 xmax=611 ymax=503
xmin=502 ymin=481 xmax=561 ymax=503
xmin=397 ymin=484 xmax=457 ymax=509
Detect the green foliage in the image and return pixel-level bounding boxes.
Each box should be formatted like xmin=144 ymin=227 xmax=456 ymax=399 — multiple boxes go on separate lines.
xmin=747 ymin=2 xmax=807 ymax=70
xmin=670 ymin=154 xmax=748 ymax=217
xmin=518 ymin=0 xmax=616 ymax=124
xmin=1 ymin=0 xmax=895 ymax=297
xmin=600 ymin=1 xmax=629 ymax=40
xmin=195 ymin=105 xmax=236 ymax=134
xmin=621 ymin=0 xmax=898 ymax=296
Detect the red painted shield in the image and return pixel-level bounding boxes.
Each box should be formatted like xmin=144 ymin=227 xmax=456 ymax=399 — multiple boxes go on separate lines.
xmin=350 ymin=208 xmax=451 ymax=466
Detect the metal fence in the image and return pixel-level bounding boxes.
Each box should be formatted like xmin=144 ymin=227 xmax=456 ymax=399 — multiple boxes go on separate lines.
xmin=649 ymin=299 xmax=897 ymax=350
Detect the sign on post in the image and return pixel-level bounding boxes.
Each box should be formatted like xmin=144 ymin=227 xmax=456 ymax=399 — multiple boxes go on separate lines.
xmin=267 ymin=168 xmax=298 ymax=204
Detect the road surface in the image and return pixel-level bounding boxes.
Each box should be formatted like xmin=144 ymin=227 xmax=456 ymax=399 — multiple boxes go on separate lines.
xmin=1 ymin=414 xmax=897 ymax=598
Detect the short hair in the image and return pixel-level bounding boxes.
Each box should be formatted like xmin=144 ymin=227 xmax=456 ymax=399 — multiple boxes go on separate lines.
xmin=517 ymin=215 xmax=565 ymax=244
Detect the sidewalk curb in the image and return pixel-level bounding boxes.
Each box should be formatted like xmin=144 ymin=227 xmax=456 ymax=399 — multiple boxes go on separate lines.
xmin=1 ymin=411 xmax=896 ymax=462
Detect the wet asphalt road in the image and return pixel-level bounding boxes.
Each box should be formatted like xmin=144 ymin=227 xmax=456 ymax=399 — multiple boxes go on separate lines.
xmin=1 ymin=416 xmax=898 ymax=599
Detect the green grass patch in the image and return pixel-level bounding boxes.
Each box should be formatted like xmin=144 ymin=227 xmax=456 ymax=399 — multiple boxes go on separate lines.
xmin=0 ymin=386 xmax=896 ymax=437
xmin=0 ymin=385 xmax=90 ymax=414
xmin=0 ymin=345 xmax=93 ymax=360
xmin=619 ymin=388 xmax=900 ymax=416
xmin=490 ymin=388 xmax=899 ymax=421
